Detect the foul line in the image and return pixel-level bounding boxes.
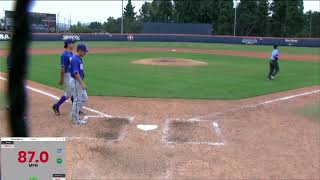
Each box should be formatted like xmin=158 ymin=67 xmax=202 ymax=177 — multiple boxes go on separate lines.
xmin=0 ymin=76 xmax=133 ymax=119
xmin=192 ymin=89 xmax=320 ymax=120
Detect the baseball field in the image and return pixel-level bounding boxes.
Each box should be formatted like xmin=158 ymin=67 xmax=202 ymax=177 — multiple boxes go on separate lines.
xmin=0 ymin=41 xmax=319 ymax=179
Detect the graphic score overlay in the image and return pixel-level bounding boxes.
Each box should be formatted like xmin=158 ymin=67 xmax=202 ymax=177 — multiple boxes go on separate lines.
xmin=1 ymin=137 xmax=65 ymax=180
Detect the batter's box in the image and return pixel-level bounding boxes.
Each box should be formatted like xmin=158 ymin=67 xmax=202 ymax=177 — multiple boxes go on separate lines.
xmin=162 ymin=119 xmax=224 ymax=146
xmin=66 ymin=117 xmax=132 ymax=142
xmin=95 ymin=117 xmax=131 ymax=141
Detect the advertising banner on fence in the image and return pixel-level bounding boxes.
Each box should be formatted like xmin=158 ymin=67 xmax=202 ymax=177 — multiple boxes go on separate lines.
xmin=0 ymin=33 xmax=11 ymax=40
xmin=285 ymin=39 xmax=299 ymax=46
xmin=241 ymin=38 xmax=258 ymax=45
xmin=0 ymin=32 xmax=319 ymax=47
xmin=62 ymin=35 xmax=81 ymax=41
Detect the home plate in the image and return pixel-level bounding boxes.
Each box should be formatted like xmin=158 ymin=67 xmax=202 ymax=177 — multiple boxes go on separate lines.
xmin=172 ymin=49 xmax=176 ymax=52
xmin=137 ymin=124 xmax=158 ymax=131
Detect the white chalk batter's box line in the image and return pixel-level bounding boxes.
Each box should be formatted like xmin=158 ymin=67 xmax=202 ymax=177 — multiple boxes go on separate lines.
xmin=162 ymin=119 xmax=225 ymax=146
xmin=61 ymin=119 xmax=131 ymax=143
xmin=67 ymin=116 xmax=133 ymax=143
xmin=66 ymin=129 xmax=128 ymax=143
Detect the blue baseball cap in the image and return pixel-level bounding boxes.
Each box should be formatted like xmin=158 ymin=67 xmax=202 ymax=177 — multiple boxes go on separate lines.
xmin=64 ymin=38 xmax=76 ymax=44
xmin=77 ymin=44 xmax=88 ymax=52
xmin=64 ymin=39 xmax=76 ymax=48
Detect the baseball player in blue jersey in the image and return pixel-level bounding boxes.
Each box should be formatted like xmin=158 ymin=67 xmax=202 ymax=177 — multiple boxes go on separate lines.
xmin=70 ymin=44 xmax=88 ymax=124
xmin=52 ymin=39 xmax=76 ymax=115
xmin=267 ymin=45 xmax=280 ymax=80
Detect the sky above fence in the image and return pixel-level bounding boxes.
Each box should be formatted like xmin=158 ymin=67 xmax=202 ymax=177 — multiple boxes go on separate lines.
xmin=0 ymin=0 xmax=319 ymax=24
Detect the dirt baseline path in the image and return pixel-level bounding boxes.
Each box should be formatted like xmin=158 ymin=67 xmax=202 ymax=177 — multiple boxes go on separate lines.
xmin=0 ymin=47 xmax=319 ymax=62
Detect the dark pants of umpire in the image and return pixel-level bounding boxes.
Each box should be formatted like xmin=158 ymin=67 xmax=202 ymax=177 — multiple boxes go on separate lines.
xmin=268 ymin=60 xmax=279 ymax=78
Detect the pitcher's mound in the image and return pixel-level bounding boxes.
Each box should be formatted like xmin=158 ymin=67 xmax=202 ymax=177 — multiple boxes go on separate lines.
xmin=132 ymin=58 xmax=208 ymax=66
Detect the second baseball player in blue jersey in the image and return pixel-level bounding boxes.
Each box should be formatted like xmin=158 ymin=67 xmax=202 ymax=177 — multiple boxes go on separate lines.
xmin=70 ymin=44 xmax=88 ymax=124
xmin=52 ymin=39 xmax=76 ymax=115
xmin=61 ymin=50 xmax=73 ymax=96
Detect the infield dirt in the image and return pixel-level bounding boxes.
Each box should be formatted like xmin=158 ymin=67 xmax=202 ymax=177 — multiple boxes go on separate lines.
xmin=0 ymin=73 xmax=319 ymax=179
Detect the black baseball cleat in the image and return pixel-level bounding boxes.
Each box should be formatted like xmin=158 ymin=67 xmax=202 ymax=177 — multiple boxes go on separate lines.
xmin=267 ymin=76 xmax=275 ymax=80
xmin=52 ymin=104 xmax=60 ymax=116
xmin=79 ymin=110 xmax=85 ymax=115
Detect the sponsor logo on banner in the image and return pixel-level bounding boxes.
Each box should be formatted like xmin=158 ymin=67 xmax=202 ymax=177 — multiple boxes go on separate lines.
xmin=242 ymin=38 xmax=258 ymax=45
xmin=127 ymin=35 xmax=134 ymax=41
xmin=285 ymin=39 xmax=298 ymax=46
xmin=62 ymin=35 xmax=81 ymax=41
xmin=0 ymin=33 xmax=11 ymax=40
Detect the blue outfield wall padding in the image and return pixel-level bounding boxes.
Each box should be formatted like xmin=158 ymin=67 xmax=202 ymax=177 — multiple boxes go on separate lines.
xmin=1 ymin=32 xmax=319 ymax=47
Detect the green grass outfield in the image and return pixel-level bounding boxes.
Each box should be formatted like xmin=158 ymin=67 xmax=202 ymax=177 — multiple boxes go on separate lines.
xmin=0 ymin=41 xmax=319 ymax=55
xmin=0 ymin=51 xmax=319 ymax=99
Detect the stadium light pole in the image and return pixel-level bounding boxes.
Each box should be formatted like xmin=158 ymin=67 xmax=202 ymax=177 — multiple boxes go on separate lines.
xmin=2 ymin=8 xmax=4 ymax=30
xmin=233 ymin=0 xmax=238 ymax=37
xmin=121 ymin=0 xmax=124 ymax=34
xmin=57 ymin=12 xmax=60 ymax=32
xmin=4 ymin=8 xmax=7 ymax=31
xmin=69 ymin=14 xmax=71 ymax=30
xmin=309 ymin=14 xmax=312 ymax=38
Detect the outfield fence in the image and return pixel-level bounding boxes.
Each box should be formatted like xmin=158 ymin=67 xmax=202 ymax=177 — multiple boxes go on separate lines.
xmin=1 ymin=32 xmax=320 ymax=47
